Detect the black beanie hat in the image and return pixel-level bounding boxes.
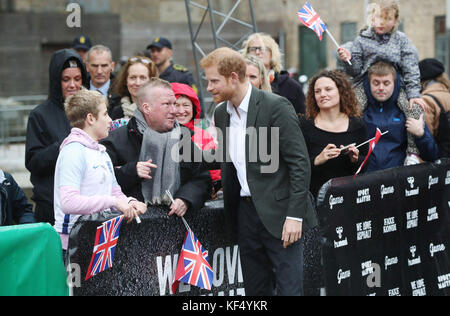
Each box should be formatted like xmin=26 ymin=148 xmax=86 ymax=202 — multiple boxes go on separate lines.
xmin=419 ymin=58 xmax=445 ymax=81
xmin=62 ymin=57 xmax=82 ymax=71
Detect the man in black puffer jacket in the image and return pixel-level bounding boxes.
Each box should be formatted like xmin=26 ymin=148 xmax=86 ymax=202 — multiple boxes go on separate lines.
xmin=25 ymin=49 xmax=88 ymax=225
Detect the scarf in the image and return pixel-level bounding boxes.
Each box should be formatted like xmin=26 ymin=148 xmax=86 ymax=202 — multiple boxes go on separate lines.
xmin=133 ymin=109 xmax=181 ymax=206
xmin=121 ymin=96 xmax=138 ymax=119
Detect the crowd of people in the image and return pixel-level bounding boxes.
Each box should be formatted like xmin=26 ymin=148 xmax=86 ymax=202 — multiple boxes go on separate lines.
xmin=1 ymin=0 xmax=450 ymax=296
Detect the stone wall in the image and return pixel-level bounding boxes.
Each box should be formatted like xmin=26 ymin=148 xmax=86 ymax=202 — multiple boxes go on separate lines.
xmin=1 ymin=0 xmax=447 ymax=97
xmin=0 ymin=12 xmax=120 ymax=97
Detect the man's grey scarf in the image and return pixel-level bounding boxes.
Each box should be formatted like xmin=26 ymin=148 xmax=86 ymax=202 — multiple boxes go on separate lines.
xmin=134 ymin=109 xmax=181 ymax=206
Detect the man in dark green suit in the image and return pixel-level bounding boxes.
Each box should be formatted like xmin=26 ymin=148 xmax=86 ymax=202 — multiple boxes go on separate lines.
xmin=200 ymin=48 xmax=317 ymax=295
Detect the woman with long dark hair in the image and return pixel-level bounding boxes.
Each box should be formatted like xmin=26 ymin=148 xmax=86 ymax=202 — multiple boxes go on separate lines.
xmin=300 ymin=70 xmax=369 ymax=198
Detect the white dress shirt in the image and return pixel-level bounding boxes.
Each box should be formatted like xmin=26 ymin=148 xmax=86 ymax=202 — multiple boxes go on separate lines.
xmin=227 ymin=83 xmax=252 ymax=197
xmin=90 ymin=80 xmax=110 ymax=96
xmin=226 ymin=84 xmax=302 ymax=222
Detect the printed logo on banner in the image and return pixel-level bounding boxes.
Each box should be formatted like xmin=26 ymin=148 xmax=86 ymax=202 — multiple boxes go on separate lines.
xmin=428 ymin=175 xmax=439 ymax=189
xmin=427 ymin=207 xmax=439 ymax=222
xmin=334 ymin=227 xmax=348 ymax=249
xmin=356 ymin=221 xmax=372 ymax=241
xmin=408 ymin=245 xmax=421 ymax=267
xmin=437 ymin=273 xmax=450 ymax=290
xmin=385 ymin=255 xmax=399 ymax=271
xmin=405 ymin=177 xmax=420 ymax=197
xmin=445 ymin=171 xmax=450 ymax=185
xmin=329 ymin=195 xmax=344 ymax=210
xmin=429 ymin=243 xmax=446 ymax=258
xmin=380 ymin=184 xmax=394 ymax=199
xmin=388 ymin=287 xmax=401 ymax=296
xmin=337 ymin=269 xmax=351 ymax=285
xmin=383 ymin=217 xmax=397 ymax=234
xmin=356 ymin=188 xmax=371 ymax=204
xmin=411 ymin=278 xmax=426 ymax=296
xmin=406 ymin=210 xmax=419 ymax=229
xmin=361 ymin=260 xmax=374 ymax=277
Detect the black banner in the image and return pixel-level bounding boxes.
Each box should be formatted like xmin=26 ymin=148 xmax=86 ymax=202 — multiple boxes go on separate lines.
xmin=67 ymin=200 xmax=322 ymax=296
xmin=317 ymin=159 xmax=450 ymax=296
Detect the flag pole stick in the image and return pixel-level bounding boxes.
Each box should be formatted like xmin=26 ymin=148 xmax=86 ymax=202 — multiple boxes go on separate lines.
xmin=325 ymin=29 xmax=352 ymax=66
xmin=355 ymin=131 xmax=389 ymax=149
xmin=166 ymin=190 xmax=191 ymax=232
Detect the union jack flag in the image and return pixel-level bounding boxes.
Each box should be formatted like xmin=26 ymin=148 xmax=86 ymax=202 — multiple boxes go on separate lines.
xmin=297 ymin=2 xmax=327 ymax=41
xmin=85 ymin=215 xmax=124 ymax=280
xmin=172 ymin=229 xmax=214 ymax=293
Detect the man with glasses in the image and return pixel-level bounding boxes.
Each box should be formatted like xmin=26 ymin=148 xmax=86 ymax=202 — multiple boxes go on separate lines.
xmin=242 ymin=33 xmax=306 ymax=115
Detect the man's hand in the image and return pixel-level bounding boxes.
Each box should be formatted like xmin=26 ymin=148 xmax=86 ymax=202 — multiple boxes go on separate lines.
xmin=282 ymin=219 xmax=303 ymax=249
xmin=136 ymin=159 xmax=157 ymax=180
xmin=169 ymin=198 xmax=188 ymax=217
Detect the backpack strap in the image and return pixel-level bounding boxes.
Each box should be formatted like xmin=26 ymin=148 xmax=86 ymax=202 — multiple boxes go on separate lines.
xmin=424 ymin=93 xmax=446 ymax=113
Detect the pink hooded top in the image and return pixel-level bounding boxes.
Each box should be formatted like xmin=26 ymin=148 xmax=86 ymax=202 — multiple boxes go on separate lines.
xmin=54 ymin=128 xmax=129 ymax=250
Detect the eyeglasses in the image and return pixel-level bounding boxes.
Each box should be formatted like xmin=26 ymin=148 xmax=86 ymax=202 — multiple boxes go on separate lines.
xmin=129 ymin=57 xmax=152 ymax=65
xmin=248 ymin=46 xmax=270 ymax=54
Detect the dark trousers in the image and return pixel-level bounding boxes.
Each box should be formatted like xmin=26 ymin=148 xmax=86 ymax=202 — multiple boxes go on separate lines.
xmin=237 ymin=198 xmax=304 ymax=296
xmin=34 ymin=201 xmax=55 ymax=226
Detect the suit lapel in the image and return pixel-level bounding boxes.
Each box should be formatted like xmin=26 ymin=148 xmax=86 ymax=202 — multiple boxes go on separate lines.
xmin=246 ymin=86 xmax=261 ymax=129
xmin=246 ymin=87 xmax=261 ymax=168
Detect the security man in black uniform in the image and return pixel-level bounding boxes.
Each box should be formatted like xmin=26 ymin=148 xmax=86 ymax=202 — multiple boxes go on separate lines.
xmin=147 ymin=37 xmax=198 ymax=95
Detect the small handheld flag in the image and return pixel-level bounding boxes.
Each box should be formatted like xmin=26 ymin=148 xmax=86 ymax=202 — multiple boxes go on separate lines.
xmin=172 ymin=229 xmax=214 ymax=293
xmin=297 ymin=2 xmax=327 ymax=41
xmin=354 ymin=128 xmax=384 ymax=177
xmin=297 ymin=2 xmax=352 ymax=65
xmin=85 ymin=215 xmax=124 ymax=280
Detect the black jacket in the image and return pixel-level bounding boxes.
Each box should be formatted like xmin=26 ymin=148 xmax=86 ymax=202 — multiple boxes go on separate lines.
xmin=0 ymin=170 xmax=35 ymax=227
xmin=271 ymin=71 xmax=306 ymax=115
xmin=101 ymin=117 xmax=211 ymax=211
xmin=25 ymin=49 xmax=88 ymax=215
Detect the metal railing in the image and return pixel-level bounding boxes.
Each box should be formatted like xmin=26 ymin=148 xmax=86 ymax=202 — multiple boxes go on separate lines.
xmin=0 ymin=95 xmax=46 ymax=145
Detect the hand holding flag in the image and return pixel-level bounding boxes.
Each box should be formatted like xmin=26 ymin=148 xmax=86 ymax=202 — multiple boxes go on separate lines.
xmin=297 ymin=2 xmax=352 ymax=65
xmin=354 ymin=128 xmax=386 ymax=177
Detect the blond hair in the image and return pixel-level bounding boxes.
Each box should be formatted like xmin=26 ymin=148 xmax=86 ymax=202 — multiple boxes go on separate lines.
xmin=421 ymin=73 xmax=450 ymax=91
xmin=244 ymin=55 xmax=272 ymax=92
xmin=64 ymin=88 xmax=106 ymax=129
xmin=241 ymin=33 xmax=283 ymax=73
xmin=366 ymin=0 xmax=400 ymax=32
xmin=200 ymin=47 xmax=247 ymax=82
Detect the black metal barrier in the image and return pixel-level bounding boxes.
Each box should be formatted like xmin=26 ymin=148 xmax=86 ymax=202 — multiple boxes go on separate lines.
xmin=68 ymin=199 xmax=322 ymax=296
xmin=317 ymin=159 xmax=450 ymax=296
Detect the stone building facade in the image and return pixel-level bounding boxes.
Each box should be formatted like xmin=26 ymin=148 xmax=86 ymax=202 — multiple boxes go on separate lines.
xmin=0 ymin=0 xmax=447 ymax=97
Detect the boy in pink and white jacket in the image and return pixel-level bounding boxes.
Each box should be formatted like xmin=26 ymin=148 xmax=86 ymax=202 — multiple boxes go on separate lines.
xmin=54 ymin=89 xmax=146 ymax=251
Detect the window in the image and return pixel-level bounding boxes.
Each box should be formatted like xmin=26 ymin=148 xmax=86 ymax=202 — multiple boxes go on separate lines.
xmin=0 ymin=0 xmax=14 ymax=12
xmin=341 ymin=22 xmax=357 ymax=44
xmin=435 ymin=16 xmax=447 ymax=69
xmin=68 ymin=0 xmax=109 ymax=13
